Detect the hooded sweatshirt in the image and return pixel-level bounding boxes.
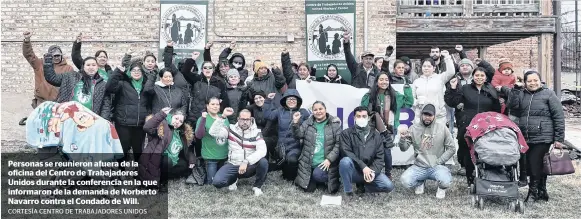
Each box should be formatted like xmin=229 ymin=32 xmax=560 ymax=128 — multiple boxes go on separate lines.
xmin=412 ymin=56 xmax=456 ymax=125
xmin=263 ymin=89 xmax=310 ymax=152
xmin=208 ymin=117 xmax=267 ymax=166
xmin=398 ymin=105 xmax=456 ymax=168
xmin=491 ymin=70 xmax=516 ymax=88
xmin=23 ymin=41 xmax=74 ymax=106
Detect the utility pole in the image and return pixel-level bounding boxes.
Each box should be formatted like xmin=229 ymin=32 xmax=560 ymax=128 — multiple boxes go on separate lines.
xmin=553 ymin=0 xmax=562 ymax=97
xmin=576 ymin=0 xmax=579 ymax=93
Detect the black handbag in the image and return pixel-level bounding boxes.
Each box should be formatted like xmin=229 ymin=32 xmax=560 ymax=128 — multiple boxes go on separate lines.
xmin=186 ymin=159 xmax=206 ymax=186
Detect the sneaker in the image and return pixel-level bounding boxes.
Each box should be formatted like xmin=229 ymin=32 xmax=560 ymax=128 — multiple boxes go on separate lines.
xmin=252 ymin=187 xmax=263 ymax=196
xmin=436 ymin=188 xmax=446 ymax=199
xmin=228 ymin=180 xmax=238 ymax=191
xmin=415 ymin=183 xmax=425 ymax=195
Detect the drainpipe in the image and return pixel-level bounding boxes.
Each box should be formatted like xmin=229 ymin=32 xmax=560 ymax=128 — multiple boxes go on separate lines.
xmin=364 ymin=0 xmax=368 ymax=51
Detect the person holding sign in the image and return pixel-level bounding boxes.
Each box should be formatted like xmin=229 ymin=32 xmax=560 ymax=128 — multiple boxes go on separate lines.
xmin=398 ymin=104 xmax=455 ymax=199
xmin=339 ymin=106 xmax=394 ymax=198
xmin=292 ymin=101 xmax=342 ymax=193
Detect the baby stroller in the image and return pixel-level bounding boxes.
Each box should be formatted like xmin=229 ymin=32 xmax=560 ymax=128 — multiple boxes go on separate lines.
xmin=465 ymin=112 xmax=529 ymax=214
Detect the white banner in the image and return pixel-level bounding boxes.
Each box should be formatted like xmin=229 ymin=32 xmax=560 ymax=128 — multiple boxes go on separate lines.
xmin=296 ymin=80 xmax=456 ymax=166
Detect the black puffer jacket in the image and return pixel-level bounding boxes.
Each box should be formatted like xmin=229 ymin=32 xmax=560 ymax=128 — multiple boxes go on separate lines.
xmin=246 ymin=104 xmax=278 ymax=148
xmin=293 ymin=114 xmax=342 ymax=193
xmin=105 ymin=68 xmax=150 ymax=127
xmin=507 ymin=87 xmax=565 ymax=144
xmin=181 ymin=59 xmax=229 ymax=125
xmin=162 ymin=46 xmax=191 ymax=91
xmin=143 ymin=74 xmax=188 ymax=116
xmin=43 ymin=58 xmax=111 ymax=120
xmin=247 ymin=68 xmax=286 ymax=108
xmin=204 ymin=47 xmax=249 ymax=83
xmin=225 ymin=84 xmax=249 ymax=123
xmin=445 ymin=83 xmax=501 ymax=131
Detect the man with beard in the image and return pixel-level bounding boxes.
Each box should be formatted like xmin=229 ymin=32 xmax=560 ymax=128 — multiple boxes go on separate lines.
xmin=398 ymin=104 xmax=455 ymax=199
xmin=21 ymin=31 xmax=74 ymax=125
xmin=209 ymin=109 xmax=268 ymax=196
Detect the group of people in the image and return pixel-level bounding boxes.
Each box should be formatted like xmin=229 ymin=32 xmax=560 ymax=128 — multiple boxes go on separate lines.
xmin=23 ymin=30 xmax=564 ymax=203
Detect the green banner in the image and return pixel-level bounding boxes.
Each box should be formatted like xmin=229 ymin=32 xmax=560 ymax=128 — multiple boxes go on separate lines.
xmin=305 ymin=0 xmax=356 ymax=83
xmin=159 ymin=0 xmax=208 ymax=65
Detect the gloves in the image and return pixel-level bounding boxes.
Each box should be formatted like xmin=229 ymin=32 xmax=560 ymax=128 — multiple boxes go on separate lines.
xmin=121 ymin=53 xmax=132 ymax=68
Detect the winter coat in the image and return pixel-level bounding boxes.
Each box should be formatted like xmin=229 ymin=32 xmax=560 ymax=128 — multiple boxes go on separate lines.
xmin=263 ymin=89 xmax=310 ymax=153
xmin=412 ymin=56 xmax=456 ymax=125
xmin=246 ymin=104 xmax=278 ymax=148
xmin=208 ymin=118 xmax=267 ymax=166
xmin=139 ymin=112 xmax=195 ymax=183
xmin=225 ymin=84 xmax=250 ymax=123
xmin=505 ymin=87 xmax=565 ymax=144
xmin=444 ymin=83 xmax=501 ymax=132
xmin=247 ymin=68 xmax=287 ymax=107
xmin=161 ymin=45 xmax=191 ymax=91
xmin=105 ymin=68 xmax=150 ymax=127
xmin=491 ymin=70 xmax=516 ymax=89
xmin=43 ymin=61 xmax=111 ymax=120
xmin=344 ymin=42 xmax=379 ymax=88
xmin=340 ymin=127 xmax=384 ymax=173
xmin=181 ymin=59 xmax=229 ymax=125
xmin=23 ymin=40 xmax=74 ymax=107
xmin=388 ymin=74 xmax=415 ymax=130
xmin=204 ymin=47 xmax=249 ymax=84
xmin=293 ymin=114 xmax=342 ymax=193
xmin=398 ymin=114 xmax=456 ymax=168
xmin=143 ymin=76 xmax=188 ymax=116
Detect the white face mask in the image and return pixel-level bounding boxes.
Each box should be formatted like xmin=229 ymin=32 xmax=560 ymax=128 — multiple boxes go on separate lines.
xmin=232 ymin=63 xmax=242 ymax=69
xmin=355 ymin=118 xmax=368 ymax=128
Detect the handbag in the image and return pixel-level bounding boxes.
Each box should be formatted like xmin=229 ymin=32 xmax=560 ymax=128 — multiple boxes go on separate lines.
xmin=543 ymin=146 xmax=575 ymax=176
xmin=186 ymin=159 xmax=206 ymax=186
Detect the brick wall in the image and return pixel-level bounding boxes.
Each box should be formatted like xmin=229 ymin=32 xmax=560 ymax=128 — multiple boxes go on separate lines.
xmin=1 ymin=0 xmax=544 ymax=95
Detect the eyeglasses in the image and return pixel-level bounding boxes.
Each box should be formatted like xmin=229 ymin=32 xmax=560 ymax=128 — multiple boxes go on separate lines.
xmin=238 ymin=118 xmax=251 ymax=122
xmin=203 ymin=66 xmax=213 ymax=70
xmin=131 ymin=69 xmax=141 ymax=73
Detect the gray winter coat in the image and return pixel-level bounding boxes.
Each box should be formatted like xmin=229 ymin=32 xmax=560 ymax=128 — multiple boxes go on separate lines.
xmin=507 ymin=87 xmax=565 ymax=144
xmin=292 ymin=114 xmax=342 ymax=193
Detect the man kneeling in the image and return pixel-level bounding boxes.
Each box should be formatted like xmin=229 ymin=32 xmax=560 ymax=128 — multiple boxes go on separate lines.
xmin=398 ymin=104 xmax=456 ymax=199
xmin=339 ymin=106 xmax=394 ymax=197
xmin=209 ymin=109 xmax=268 ymax=196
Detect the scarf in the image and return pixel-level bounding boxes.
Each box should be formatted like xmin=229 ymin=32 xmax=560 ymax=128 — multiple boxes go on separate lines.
xmin=97 ymin=68 xmax=109 ymax=82
xmin=355 ymin=124 xmax=370 ymax=140
xmin=163 ymin=113 xmax=183 ymax=166
xmin=126 ymin=69 xmax=143 ymax=94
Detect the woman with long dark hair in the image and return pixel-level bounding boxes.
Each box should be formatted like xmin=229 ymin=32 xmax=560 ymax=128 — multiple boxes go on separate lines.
xmin=360 ymin=72 xmax=397 ymax=178
xmin=43 ymin=55 xmax=111 ymax=119
xmin=445 ymin=67 xmax=501 ymax=186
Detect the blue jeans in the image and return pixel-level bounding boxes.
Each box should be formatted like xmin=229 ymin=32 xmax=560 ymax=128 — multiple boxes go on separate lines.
xmin=446 ymin=106 xmax=455 ymax=135
xmin=338 ymin=157 xmax=394 ymax=193
xmin=212 ymin=158 xmax=269 ymax=188
xmin=312 ymin=166 xmax=328 ymax=183
xmin=400 ymin=165 xmax=452 ymax=189
xmin=384 ymin=148 xmax=393 ymax=178
xmin=205 ymin=160 xmax=225 ymax=184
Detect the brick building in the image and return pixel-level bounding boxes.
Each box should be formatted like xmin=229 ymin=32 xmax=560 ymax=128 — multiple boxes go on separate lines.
xmin=1 ymin=0 xmax=555 ymax=96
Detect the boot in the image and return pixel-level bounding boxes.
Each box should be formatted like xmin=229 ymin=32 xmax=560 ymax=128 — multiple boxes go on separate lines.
xmin=525 ymin=180 xmax=540 ymax=202
xmin=538 ymin=176 xmax=549 ymax=201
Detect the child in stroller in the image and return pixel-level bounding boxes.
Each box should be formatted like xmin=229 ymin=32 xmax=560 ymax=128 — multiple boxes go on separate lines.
xmin=465 ymin=112 xmax=529 ymax=214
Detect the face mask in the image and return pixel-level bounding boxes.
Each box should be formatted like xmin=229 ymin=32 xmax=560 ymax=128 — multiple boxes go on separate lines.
xmin=233 ymin=63 xmax=242 ymax=69
xmin=355 ymin=118 xmax=368 ymax=128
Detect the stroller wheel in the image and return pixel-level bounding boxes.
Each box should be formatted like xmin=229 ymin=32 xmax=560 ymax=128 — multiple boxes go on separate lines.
xmin=471 ymin=195 xmax=478 ymax=207
xmin=470 ymin=184 xmax=476 ymax=194
xmin=516 ymin=200 xmax=525 ymax=214
xmin=477 ymin=197 xmax=484 ymax=209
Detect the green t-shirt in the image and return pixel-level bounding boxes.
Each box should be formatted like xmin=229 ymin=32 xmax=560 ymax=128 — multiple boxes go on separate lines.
xmin=164 ymin=113 xmax=183 ymax=166
xmin=196 ymin=115 xmax=230 ymax=160
xmin=312 ymin=119 xmax=328 ymax=167
xmin=72 ymin=81 xmax=93 ymax=110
